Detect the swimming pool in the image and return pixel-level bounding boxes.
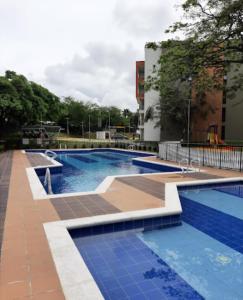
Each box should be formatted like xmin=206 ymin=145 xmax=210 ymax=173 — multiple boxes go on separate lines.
xmin=35 ymin=149 xmax=181 ymax=194
xmin=70 ymin=181 xmax=243 ymax=299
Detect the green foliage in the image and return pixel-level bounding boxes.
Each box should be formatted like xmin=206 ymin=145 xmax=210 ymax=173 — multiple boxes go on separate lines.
xmin=0 ymin=70 xmax=63 ymax=135
xmin=167 ymin=0 xmax=243 ymax=89
xmin=145 ymin=0 xmax=243 ymax=140
xmin=144 ymin=106 xmax=154 ymax=122
xmin=0 ymin=70 xmax=137 ymax=138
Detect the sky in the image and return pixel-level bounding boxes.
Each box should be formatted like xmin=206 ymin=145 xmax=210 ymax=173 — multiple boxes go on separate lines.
xmin=0 ymin=0 xmax=183 ymax=111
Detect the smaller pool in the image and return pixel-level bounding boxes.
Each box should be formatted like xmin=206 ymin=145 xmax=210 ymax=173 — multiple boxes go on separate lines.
xmin=34 ymin=149 xmax=182 ymax=194
xmin=69 ymin=181 xmax=243 ymax=299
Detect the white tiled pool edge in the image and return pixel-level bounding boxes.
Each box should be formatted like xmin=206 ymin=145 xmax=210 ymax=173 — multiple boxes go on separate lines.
xmin=44 ymin=176 xmax=243 ymax=300
xmin=24 ymin=148 xmax=195 ymax=200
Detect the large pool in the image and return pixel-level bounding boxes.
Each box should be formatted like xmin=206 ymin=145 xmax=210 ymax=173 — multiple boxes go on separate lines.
xmin=35 ymin=149 xmax=181 ymax=194
xmin=70 ymin=181 xmax=243 ymax=299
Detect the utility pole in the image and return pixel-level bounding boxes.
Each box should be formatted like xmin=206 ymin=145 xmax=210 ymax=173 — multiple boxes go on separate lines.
xmin=66 ymin=117 xmax=69 ymax=135
xmin=187 ymin=76 xmax=192 ymax=163
xmin=109 ymin=110 xmax=111 ymax=141
xmin=187 ymin=76 xmax=192 ymax=147
xmin=88 ymin=115 xmax=91 ymax=140
xmin=81 ymin=121 xmax=84 ymax=138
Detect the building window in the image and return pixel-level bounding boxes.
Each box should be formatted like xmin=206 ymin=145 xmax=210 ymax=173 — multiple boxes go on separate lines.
xmin=138 ymin=68 xmax=144 ymax=78
xmin=222 ymin=107 xmax=226 ymax=123
xmin=221 ymin=125 xmax=225 ymax=140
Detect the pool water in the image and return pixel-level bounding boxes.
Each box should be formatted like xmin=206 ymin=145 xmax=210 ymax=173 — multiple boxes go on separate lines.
xmin=37 ymin=150 xmax=181 ymax=194
xmin=71 ymin=182 xmax=243 ymax=299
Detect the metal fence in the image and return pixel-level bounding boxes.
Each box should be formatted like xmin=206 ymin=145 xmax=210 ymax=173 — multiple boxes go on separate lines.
xmin=159 ymin=142 xmax=243 ymax=172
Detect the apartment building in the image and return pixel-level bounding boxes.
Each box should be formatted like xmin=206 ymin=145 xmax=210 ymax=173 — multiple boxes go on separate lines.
xmin=136 ymin=48 xmax=162 ymax=141
xmin=136 ymin=45 xmax=243 ymax=143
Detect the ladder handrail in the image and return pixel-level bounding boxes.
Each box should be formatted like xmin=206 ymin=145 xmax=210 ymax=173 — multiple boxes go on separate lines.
xmin=128 ymin=144 xmax=135 ymax=150
xmin=44 ymin=149 xmax=57 ymax=160
xmin=179 ymin=158 xmax=189 ymax=176
xmin=190 ymin=158 xmax=201 ymax=172
xmin=44 ymin=167 xmax=53 ymax=194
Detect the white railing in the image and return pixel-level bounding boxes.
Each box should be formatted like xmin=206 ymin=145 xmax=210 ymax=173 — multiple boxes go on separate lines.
xmin=159 ymin=141 xmax=243 ymax=171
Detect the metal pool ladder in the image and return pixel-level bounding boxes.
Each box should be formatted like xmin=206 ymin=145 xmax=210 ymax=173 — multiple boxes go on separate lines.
xmin=190 ymin=158 xmax=201 ymax=172
xmin=44 ymin=149 xmax=57 ymax=160
xmin=179 ymin=158 xmax=189 ymax=176
xmin=44 ymin=167 xmax=53 ymax=194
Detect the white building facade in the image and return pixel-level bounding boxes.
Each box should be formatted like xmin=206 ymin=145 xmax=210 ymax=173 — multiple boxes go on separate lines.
xmin=143 ymin=47 xmax=162 ymax=142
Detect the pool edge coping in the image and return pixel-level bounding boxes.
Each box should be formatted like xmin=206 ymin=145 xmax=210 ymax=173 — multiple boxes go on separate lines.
xmin=43 ymin=176 xmax=243 ymax=300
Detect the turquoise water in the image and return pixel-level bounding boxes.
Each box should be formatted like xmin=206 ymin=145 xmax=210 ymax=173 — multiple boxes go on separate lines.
xmin=139 ymin=222 xmax=243 ymax=299
xmin=71 ymin=182 xmax=243 ymax=299
xmin=37 ymin=150 xmax=181 ymax=194
xmin=179 ymin=187 xmax=243 ymax=220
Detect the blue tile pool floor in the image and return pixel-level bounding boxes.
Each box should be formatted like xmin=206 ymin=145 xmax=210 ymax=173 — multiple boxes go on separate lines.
xmin=36 ymin=150 xmax=181 ymax=194
xmin=71 ymin=182 xmax=243 ymax=299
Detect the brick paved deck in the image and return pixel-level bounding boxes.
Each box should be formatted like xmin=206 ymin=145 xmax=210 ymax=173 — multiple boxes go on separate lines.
xmin=0 ymin=151 xmax=13 ymax=258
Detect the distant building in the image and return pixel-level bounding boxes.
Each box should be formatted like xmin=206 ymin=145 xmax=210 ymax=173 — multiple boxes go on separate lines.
xmin=136 ymin=61 xmax=145 ymax=140
xmin=136 ymin=45 xmax=243 ymax=143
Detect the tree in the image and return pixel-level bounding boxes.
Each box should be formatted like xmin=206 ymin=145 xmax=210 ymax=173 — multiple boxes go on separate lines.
xmin=145 ymin=0 xmax=243 ymax=140
xmin=0 ymin=70 xmax=62 ymax=136
xmin=0 ymin=70 xmax=138 ymax=137
xmin=167 ymin=0 xmax=243 ymax=90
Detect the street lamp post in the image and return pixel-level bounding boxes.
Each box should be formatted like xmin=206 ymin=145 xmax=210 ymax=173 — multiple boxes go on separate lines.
xmin=187 ymin=76 xmax=192 ymax=162
xmin=66 ymin=117 xmax=69 ymax=135
xmin=88 ymin=115 xmax=91 ymax=140
xmin=81 ymin=121 xmax=84 ymax=138
xmin=108 ymin=110 xmax=111 ymax=141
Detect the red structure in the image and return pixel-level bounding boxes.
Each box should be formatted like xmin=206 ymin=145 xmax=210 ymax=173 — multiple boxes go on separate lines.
xmin=136 ymin=61 xmax=144 ymax=104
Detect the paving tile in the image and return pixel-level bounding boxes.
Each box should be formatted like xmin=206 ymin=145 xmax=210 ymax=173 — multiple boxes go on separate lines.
xmin=51 ymin=194 xmax=120 ymax=220
xmin=26 ymin=153 xmax=54 ymax=167
xmin=0 ymin=280 xmax=31 ymax=300
xmin=32 ymin=289 xmax=65 ymax=300
xmin=31 ymin=272 xmax=62 ymax=296
xmin=0 ymin=151 xmax=13 ymax=256
xmin=116 ymin=176 xmax=165 ymax=199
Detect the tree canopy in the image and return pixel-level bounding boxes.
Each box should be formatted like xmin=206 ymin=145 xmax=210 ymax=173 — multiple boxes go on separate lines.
xmin=145 ymin=0 xmax=243 ymax=140
xmin=0 ymin=70 xmax=138 ymax=137
xmin=0 ymin=71 xmax=61 ymax=133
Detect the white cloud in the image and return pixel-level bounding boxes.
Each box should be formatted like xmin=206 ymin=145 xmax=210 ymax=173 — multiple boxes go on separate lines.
xmin=0 ymin=0 xmax=183 ymax=110
xmin=44 ymin=42 xmax=139 ymax=111
xmin=113 ymin=0 xmax=182 ymax=40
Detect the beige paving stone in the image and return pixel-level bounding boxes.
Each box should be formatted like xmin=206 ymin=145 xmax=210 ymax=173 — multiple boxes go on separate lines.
xmin=103 ymin=180 xmax=164 ymax=211
xmin=0 ymin=151 xmax=63 ymax=299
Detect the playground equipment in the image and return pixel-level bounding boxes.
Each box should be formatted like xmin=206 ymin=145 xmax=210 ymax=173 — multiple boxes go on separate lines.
xmin=207 ymin=125 xmax=223 ymax=145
